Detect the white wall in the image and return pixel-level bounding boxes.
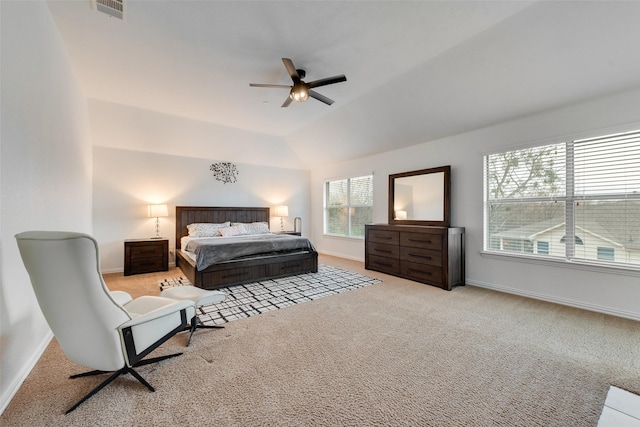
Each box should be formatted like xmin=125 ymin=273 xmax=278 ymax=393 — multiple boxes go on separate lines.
xmin=0 ymin=1 xmax=93 ymax=413
xmin=89 ymin=99 xmax=306 ymax=170
xmin=93 ymin=147 xmax=311 ymax=272
xmin=310 ymin=88 xmax=640 ymax=320
xmin=89 ymin=99 xmax=311 ymax=272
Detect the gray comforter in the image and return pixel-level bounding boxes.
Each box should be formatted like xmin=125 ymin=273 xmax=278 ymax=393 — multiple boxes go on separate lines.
xmin=184 ymin=234 xmax=317 ymax=271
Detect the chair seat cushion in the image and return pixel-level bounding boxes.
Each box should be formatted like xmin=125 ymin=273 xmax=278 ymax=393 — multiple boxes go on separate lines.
xmin=160 ymin=286 xmax=226 ymax=307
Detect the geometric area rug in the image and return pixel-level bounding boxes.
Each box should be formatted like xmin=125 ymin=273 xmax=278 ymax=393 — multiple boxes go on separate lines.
xmin=158 ymin=265 xmax=381 ymax=326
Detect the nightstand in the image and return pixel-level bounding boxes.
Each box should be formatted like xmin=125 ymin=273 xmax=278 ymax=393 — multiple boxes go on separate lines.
xmin=278 ymin=231 xmax=301 ymax=236
xmin=124 ymin=238 xmax=169 ymax=276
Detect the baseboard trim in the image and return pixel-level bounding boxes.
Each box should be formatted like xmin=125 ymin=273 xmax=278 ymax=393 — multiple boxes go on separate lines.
xmin=317 ymin=250 xmax=364 ymax=263
xmin=0 ymin=331 xmax=53 ymax=415
xmin=467 ymin=279 xmax=640 ymax=321
xmin=101 ymin=267 xmax=123 ymax=274
xmin=101 ymin=262 xmax=176 ymax=275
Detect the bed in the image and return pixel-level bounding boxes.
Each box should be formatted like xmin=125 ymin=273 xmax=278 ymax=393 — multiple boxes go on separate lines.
xmin=175 ymin=206 xmax=318 ymax=289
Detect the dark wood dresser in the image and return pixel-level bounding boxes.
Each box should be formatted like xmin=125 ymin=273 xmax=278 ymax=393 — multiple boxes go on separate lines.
xmin=365 ymin=224 xmax=465 ymax=290
xmin=124 ymin=238 xmax=169 ymax=276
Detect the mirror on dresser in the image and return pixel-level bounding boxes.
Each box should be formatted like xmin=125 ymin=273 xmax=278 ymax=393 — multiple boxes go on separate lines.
xmin=388 ymin=165 xmax=450 ymax=227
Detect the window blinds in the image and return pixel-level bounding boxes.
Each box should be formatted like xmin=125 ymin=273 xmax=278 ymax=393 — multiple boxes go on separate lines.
xmin=324 ymin=175 xmax=373 ymax=237
xmin=485 ymin=129 xmax=640 ymax=267
xmin=572 ymin=130 xmax=640 ymax=264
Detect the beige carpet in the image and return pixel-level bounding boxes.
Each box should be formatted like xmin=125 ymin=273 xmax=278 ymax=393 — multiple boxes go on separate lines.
xmin=3 ymin=260 xmax=639 ymax=426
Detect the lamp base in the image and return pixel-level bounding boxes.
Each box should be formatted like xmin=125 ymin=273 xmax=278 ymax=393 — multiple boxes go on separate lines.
xmin=150 ymin=236 xmax=163 ymax=239
xmin=152 ymin=218 xmax=162 ymax=239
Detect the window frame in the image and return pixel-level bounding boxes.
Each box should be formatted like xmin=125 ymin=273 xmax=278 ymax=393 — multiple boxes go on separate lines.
xmin=482 ymin=126 xmax=640 ymax=275
xmin=323 ymin=174 xmax=373 ymax=239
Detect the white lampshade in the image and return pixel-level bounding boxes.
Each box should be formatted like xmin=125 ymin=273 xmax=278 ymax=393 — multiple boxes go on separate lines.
xmin=395 ymin=210 xmax=407 ymax=220
xmin=148 ymin=204 xmax=169 ymax=218
xmin=274 ymin=205 xmax=289 ymax=217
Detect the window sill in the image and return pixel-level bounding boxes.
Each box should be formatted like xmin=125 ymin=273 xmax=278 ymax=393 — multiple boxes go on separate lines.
xmin=322 ymin=233 xmax=364 ymax=241
xmin=480 ymin=250 xmax=640 ymax=277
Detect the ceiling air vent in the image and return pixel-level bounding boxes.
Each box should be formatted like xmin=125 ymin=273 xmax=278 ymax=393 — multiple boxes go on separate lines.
xmin=92 ymin=0 xmax=126 ymax=21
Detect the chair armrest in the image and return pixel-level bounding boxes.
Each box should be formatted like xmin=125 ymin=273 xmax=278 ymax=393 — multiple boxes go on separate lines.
xmin=110 ymin=290 xmax=133 ymax=306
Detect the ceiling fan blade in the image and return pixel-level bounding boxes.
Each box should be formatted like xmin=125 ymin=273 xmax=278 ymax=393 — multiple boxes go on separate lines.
xmin=249 ymin=83 xmax=291 ymax=89
xmin=307 ymin=75 xmax=347 ymax=89
xmin=282 ymin=58 xmax=300 ymax=82
xmin=309 ymin=90 xmax=334 ymax=106
xmin=281 ymin=96 xmax=293 ymax=108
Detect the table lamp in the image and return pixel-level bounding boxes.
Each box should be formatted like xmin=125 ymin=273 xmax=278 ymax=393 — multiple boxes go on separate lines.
xmin=148 ymin=204 xmax=169 ymax=238
xmin=274 ymin=205 xmax=289 ymax=232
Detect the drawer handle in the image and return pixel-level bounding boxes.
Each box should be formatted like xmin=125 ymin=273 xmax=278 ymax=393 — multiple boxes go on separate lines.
xmin=407 ymin=253 xmax=433 ymax=259
xmin=137 ymin=250 xmax=158 ymax=256
xmin=138 ymin=261 xmax=157 ymax=266
xmin=222 ymin=272 xmax=249 ymax=279
xmin=408 ymin=268 xmax=431 ymax=275
xmin=280 ymin=263 xmax=302 ymax=270
xmin=375 ymin=248 xmax=393 ymax=254
xmin=409 ymin=239 xmax=432 ymax=244
xmin=374 ymin=261 xmax=394 ymax=268
xmin=377 ymin=236 xmax=392 ymax=240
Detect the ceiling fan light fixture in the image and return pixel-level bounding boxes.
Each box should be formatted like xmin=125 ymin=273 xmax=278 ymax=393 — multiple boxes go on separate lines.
xmin=290 ymin=84 xmax=308 ymax=102
xmin=251 ymin=58 xmax=344 ymax=107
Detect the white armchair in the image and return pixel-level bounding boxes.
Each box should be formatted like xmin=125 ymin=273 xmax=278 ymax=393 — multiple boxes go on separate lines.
xmin=15 ymin=231 xmax=196 ymax=414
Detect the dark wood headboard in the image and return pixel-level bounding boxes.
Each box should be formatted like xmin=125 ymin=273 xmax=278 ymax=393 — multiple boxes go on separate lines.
xmin=175 ymin=206 xmax=270 ymax=249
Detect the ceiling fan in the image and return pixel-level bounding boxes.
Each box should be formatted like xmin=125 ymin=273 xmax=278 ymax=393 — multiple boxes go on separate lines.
xmin=250 ymin=58 xmax=347 ymax=108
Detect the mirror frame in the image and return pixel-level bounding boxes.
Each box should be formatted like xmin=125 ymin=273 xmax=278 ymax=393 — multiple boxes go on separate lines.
xmin=388 ymin=165 xmax=451 ymax=227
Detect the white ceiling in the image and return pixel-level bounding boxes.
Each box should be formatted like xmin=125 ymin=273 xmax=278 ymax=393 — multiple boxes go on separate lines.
xmin=47 ymin=1 xmax=640 ymax=167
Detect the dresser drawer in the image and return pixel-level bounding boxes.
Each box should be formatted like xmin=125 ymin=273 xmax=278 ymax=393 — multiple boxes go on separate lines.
xmin=368 ymin=254 xmax=400 ymax=275
xmin=204 ymin=265 xmax=266 ymax=286
xmin=267 ymin=258 xmax=316 ymax=276
xmin=367 ymin=242 xmax=400 ymax=259
xmin=130 ymin=243 xmax=165 ymax=259
xmin=367 ymin=229 xmax=399 ymax=245
xmin=400 ymin=232 xmax=442 ymax=250
xmin=400 ymin=247 xmax=442 ymax=267
xmin=129 ymin=257 xmax=165 ymax=274
xmin=401 ymin=261 xmax=443 ymax=284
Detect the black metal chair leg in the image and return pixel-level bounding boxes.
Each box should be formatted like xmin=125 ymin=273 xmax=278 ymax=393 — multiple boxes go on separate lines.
xmin=133 ymin=352 xmax=183 ymax=367
xmin=126 ymin=367 xmax=154 ymax=392
xmin=185 ymin=317 xmax=198 ymax=347
xmin=66 ymin=369 xmax=125 ymax=414
xmin=65 ymin=352 xmax=183 ymax=414
xmin=185 ymin=317 xmax=225 ymax=347
xmin=69 ymin=369 xmax=109 ymax=379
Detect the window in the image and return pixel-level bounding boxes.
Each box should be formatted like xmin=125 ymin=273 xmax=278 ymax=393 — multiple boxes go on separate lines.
xmin=485 ymin=129 xmax=640 ymax=269
xmin=597 ymin=247 xmax=615 ymax=261
xmin=324 ymin=175 xmax=373 ymax=238
xmin=537 ymin=241 xmax=549 ymax=255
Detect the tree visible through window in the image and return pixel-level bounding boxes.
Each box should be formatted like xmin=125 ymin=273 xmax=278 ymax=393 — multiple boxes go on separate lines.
xmin=485 ymin=129 xmax=640 ymax=268
xmin=324 ymin=175 xmax=373 ymax=237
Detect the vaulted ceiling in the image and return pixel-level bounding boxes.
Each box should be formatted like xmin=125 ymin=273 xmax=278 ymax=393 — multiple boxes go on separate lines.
xmin=48 ymin=1 xmax=640 ymax=167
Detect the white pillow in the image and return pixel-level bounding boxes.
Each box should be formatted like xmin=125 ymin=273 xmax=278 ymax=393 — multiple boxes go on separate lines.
xmin=187 ymin=222 xmax=230 ymax=237
xmin=218 ymin=224 xmax=248 ymax=237
xmin=231 ymin=222 xmax=271 ymax=235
